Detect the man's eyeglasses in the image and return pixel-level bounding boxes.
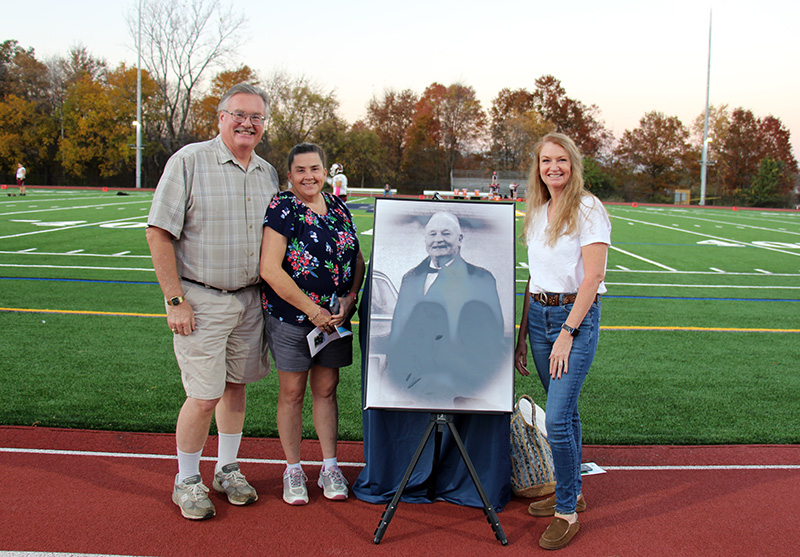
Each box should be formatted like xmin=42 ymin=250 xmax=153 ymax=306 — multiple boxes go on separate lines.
xmin=222 ymin=110 xmax=266 ymax=126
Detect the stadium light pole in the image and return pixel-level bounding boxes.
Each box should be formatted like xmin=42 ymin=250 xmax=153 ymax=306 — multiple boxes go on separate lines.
xmin=699 ymin=10 xmax=712 ymax=205
xmin=135 ymin=0 xmax=143 ymax=188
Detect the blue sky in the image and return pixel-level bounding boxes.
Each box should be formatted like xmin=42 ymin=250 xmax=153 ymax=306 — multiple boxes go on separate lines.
xmin=4 ymin=0 xmax=799 ymax=159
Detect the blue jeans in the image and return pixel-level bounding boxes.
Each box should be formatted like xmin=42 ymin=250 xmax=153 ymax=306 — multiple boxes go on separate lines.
xmin=526 ymin=297 xmax=601 ymax=514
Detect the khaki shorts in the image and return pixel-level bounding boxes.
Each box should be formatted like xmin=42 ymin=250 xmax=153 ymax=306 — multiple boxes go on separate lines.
xmin=174 ymin=282 xmax=270 ymax=400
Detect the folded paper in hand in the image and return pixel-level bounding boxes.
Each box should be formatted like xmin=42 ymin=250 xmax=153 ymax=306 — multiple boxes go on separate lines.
xmin=306 ymin=326 xmax=352 ymax=357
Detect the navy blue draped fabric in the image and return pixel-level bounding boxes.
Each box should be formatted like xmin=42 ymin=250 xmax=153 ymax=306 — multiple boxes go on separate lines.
xmin=352 ymin=267 xmax=512 ymax=511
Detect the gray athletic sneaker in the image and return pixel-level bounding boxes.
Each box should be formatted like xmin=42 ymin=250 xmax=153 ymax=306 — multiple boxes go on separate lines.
xmin=212 ymin=463 xmax=258 ymax=505
xmin=172 ymin=474 xmax=216 ymax=520
xmin=283 ymin=468 xmax=308 ymax=505
xmin=318 ymin=466 xmax=348 ymax=500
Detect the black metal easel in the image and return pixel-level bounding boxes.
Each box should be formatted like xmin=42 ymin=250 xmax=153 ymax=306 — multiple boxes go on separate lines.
xmin=372 ymin=413 xmax=508 ymax=545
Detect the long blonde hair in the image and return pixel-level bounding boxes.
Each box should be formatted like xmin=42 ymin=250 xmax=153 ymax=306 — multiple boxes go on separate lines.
xmin=521 ymin=132 xmax=586 ymax=246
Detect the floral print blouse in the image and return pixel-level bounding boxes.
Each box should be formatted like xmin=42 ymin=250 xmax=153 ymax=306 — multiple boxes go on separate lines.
xmin=261 ymin=191 xmax=360 ymax=325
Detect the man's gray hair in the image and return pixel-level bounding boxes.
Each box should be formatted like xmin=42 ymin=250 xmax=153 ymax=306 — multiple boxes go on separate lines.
xmin=217 ymin=83 xmax=270 ymax=114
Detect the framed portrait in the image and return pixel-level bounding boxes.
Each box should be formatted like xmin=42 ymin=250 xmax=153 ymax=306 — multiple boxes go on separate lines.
xmin=363 ymin=198 xmax=516 ymax=413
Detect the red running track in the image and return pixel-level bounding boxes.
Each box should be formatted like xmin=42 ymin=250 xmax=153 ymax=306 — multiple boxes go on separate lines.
xmin=1 ymin=426 xmax=798 ymax=557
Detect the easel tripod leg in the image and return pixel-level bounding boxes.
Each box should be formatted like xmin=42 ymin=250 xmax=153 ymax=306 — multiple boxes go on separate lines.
xmin=373 ymin=417 xmax=437 ymax=544
xmin=446 ymin=420 xmax=508 ymax=545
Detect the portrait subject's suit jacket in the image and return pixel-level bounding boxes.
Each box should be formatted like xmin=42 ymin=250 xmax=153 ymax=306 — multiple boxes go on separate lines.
xmin=385 ymin=254 xmax=504 ymax=407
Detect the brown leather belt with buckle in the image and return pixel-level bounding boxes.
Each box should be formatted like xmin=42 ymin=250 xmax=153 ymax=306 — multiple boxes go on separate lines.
xmin=181 ymin=276 xmax=251 ymax=294
xmin=532 ymin=292 xmax=601 ymax=306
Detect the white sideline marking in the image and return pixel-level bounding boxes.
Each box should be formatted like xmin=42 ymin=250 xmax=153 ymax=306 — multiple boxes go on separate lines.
xmin=3 ymin=447 xmax=798 ymax=471
xmin=604 ymin=282 xmax=800 ymax=290
xmin=0 ymin=199 xmax=151 ymax=218
xmin=0 ymin=264 xmax=153 ymax=272
xmin=608 ymin=245 xmax=676 ymax=271
xmin=0 ymin=553 xmax=147 ymax=557
xmin=0 ymin=215 xmax=148 ymax=239
xmin=0 ymin=250 xmax=150 ymax=259
xmin=611 ymin=215 xmax=800 ymax=258
xmin=604 ymin=465 xmax=800 ymax=470
xmin=605 ymin=269 xmax=800 ymax=277
xmin=0 ymin=447 xmax=365 ymax=468
xmin=755 ymin=268 xmax=772 ymax=274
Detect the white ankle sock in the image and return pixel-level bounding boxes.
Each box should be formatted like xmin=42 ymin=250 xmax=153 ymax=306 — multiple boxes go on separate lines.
xmin=322 ymin=457 xmax=338 ymax=471
xmin=216 ymin=432 xmax=242 ymax=474
xmin=177 ymin=448 xmax=203 ymax=483
xmin=286 ymin=461 xmax=303 ymax=472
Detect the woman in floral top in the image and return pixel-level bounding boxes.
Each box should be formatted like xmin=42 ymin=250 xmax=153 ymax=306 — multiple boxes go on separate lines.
xmin=260 ymin=143 xmax=365 ymax=506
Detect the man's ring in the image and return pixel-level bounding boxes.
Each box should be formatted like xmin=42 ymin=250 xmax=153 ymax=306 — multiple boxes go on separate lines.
xmin=172 ymin=329 xmax=178 ymax=334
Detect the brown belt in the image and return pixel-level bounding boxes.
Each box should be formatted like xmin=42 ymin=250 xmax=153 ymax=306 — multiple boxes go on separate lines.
xmin=181 ymin=277 xmax=252 ymax=294
xmin=532 ymin=292 xmax=601 ymax=306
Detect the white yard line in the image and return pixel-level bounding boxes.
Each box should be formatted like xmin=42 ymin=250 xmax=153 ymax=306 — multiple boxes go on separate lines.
xmin=0 ymin=215 xmax=148 ymax=240
xmin=0 ymin=264 xmax=154 ymax=272
xmin=604 ymin=282 xmax=800 ymax=290
xmin=611 ymin=215 xmax=800 ymax=257
xmin=605 ymin=268 xmax=800 ymax=277
xmin=0 ymin=250 xmax=151 ymax=259
xmin=608 ymin=245 xmax=676 ymax=271
xmin=0 ymin=199 xmax=152 ymax=218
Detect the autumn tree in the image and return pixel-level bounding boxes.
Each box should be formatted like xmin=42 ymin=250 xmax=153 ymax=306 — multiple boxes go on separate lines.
xmin=532 ymin=75 xmax=610 ymax=157
xmin=57 ymin=64 xmax=158 ymax=185
xmin=261 ymin=71 xmax=339 ymax=177
xmin=695 ymin=107 xmax=797 ymax=203
xmin=740 ymin=157 xmax=787 ymax=207
xmin=190 ymin=65 xmax=261 ymax=140
xmin=439 ymin=83 xmax=486 ymax=179
xmin=0 ymin=95 xmax=57 ymax=180
xmin=401 ymin=83 xmax=485 ymax=187
xmin=616 ymin=111 xmax=692 ymax=201
xmin=0 ymin=40 xmax=49 ymax=102
xmin=335 ymin=121 xmax=387 ymax=188
xmin=489 ymin=87 xmax=553 ymax=172
xmin=128 ymin=0 xmax=246 ymax=153
xmin=366 ymin=88 xmax=418 ymax=184
xmin=46 ymin=45 xmax=108 ymax=142
xmin=0 ymin=41 xmax=57 ymax=182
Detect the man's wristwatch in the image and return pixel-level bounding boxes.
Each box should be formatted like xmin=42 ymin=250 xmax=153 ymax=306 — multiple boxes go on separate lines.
xmin=561 ymin=323 xmax=579 ymax=337
xmin=166 ymin=296 xmax=184 ymax=306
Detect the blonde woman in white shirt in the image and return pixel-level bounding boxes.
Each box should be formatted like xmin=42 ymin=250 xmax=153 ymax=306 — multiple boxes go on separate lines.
xmin=515 ymin=132 xmax=611 ymax=550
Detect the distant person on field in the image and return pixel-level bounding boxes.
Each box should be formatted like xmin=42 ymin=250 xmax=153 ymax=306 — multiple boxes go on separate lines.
xmin=15 ymin=163 xmax=26 ymax=196
xmin=329 ymin=163 xmax=348 ymax=201
xmin=383 ymin=183 xmax=392 ymax=197
xmin=146 ymin=83 xmax=279 ymax=521
xmin=515 ymin=132 xmax=611 ymax=550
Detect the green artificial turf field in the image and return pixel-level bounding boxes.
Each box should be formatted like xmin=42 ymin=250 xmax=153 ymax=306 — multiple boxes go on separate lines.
xmin=1 ymin=189 xmax=798 ymax=443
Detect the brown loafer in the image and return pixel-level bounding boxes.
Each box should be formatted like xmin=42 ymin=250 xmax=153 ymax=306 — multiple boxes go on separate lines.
xmin=528 ymin=493 xmax=586 ymax=517
xmin=539 ymin=516 xmax=580 ymax=550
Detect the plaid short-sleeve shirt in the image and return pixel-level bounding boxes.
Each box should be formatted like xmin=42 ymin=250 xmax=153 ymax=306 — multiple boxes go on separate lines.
xmin=147 ymin=136 xmax=279 ymax=291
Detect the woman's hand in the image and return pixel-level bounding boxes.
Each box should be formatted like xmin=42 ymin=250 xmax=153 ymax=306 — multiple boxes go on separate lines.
xmin=309 ymin=307 xmax=334 ymax=333
xmin=330 ymin=294 xmax=356 ymax=328
xmin=515 ymin=341 xmax=530 ymax=376
xmin=548 ymin=331 xmax=574 ymax=379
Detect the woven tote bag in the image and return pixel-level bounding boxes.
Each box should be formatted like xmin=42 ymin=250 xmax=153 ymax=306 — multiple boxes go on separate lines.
xmin=510 ymin=395 xmax=556 ymax=497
